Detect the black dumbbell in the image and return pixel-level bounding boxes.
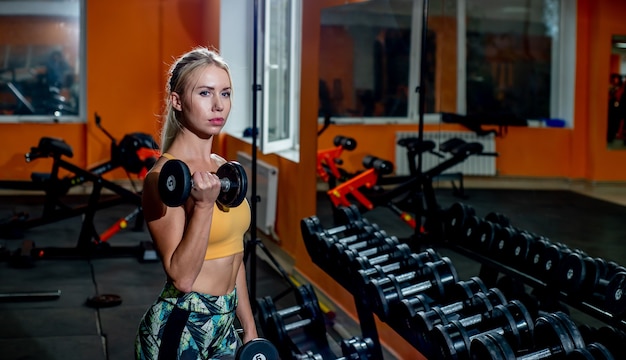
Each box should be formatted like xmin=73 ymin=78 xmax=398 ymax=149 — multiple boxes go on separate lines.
xmin=158 ymin=158 xmax=247 ymax=207
xmin=293 ymin=337 xmax=374 ymax=360
xmin=235 ymin=338 xmax=279 ymax=360
xmin=578 ymin=325 xmax=625 ymax=359
xmin=408 ymin=288 xmax=508 ymax=353
xmin=258 ymin=284 xmax=327 ymax=347
xmin=397 ymin=277 xmax=488 ymax=320
xmin=353 ymin=247 xmax=440 ymax=287
xmin=603 ymin=268 xmax=626 ymax=318
xmin=326 ymin=234 xmax=399 ymax=285
xmin=340 ymin=336 xmax=375 ymax=359
xmin=362 ymin=155 xmax=394 ymax=175
xmin=367 ymin=258 xmax=458 ymax=321
xmin=328 ymin=229 xmax=397 ymax=264
xmin=430 ymin=300 xmax=534 ymax=360
xmin=300 ymin=206 xmax=372 ymax=243
xmin=333 ymin=135 xmax=357 ymax=150
xmin=566 ymin=343 xmax=615 ymax=359
xmin=445 ymin=202 xmax=476 ymax=240
xmin=313 ymin=224 xmax=383 ymax=260
xmin=469 ymin=311 xmax=585 ymax=360
xmin=556 ymin=253 xmax=626 ymax=311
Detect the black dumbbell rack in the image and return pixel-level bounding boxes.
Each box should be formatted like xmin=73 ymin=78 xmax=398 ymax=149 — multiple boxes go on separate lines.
xmin=444 ymin=241 xmax=626 ymax=332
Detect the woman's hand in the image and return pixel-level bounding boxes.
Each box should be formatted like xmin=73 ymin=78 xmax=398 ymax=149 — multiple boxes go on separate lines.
xmin=190 ymin=170 xmax=221 ymax=207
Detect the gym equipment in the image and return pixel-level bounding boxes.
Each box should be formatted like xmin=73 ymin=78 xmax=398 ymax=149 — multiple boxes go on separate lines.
xmin=352 ymin=247 xmax=440 ymax=288
xmin=430 ymin=300 xmax=534 ymax=360
xmin=316 ymin=135 xmax=357 ymax=186
xmin=556 ymin=252 xmax=626 ymax=318
xmin=256 ymin=283 xmax=329 ymax=360
xmin=300 ymin=205 xmax=368 ymax=242
xmin=366 ymin=257 xmax=458 ymax=321
xmin=158 ymin=158 xmax=248 ymax=208
xmin=326 ymin=155 xmax=395 ymax=213
xmin=235 ymin=338 xmax=279 ymax=360
xmin=0 ymin=113 xmax=159 ymax=260
xmin=406 ymin=288 xmax=508 ymax=352
xmin=469 ymin=311 xmax=585 ymax=360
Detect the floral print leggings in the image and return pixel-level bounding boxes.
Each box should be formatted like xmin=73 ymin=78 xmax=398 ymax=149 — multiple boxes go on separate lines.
xmin=135 ymin=282 xmax=242 ymax=360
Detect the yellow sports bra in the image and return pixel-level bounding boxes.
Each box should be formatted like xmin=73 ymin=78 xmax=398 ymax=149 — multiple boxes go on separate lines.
xmin=161 ymin=153 xmax=250 ymax=260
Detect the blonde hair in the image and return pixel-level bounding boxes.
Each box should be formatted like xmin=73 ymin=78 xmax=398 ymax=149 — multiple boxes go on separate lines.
xmin=161 ymin=46 xmax=232 ymax=152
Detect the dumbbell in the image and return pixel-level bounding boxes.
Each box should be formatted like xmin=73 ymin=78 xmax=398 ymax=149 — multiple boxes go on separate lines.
xmin=313 ymin=225 xmax=384 ymax=262
xmin=397 ymin=277 xmax=488 ymax=319
xmin=328 ymin=229 xmax=398 ymax=264
xmin=445 ymin=202 xmax=476 ymax=240
xmin=326 ymin=234 xmax=400 ymax=285
xmin=257 ymin=284 xmax=327 ymax=347
xmin=526 ymin=239 xmax=569 ymax=284
xmin=578 ymin=325 xmax=625 ymax=359
xmin=158 ymin=159 xmax=247 ymax=207
xmin=340 ymin=336 xmax=375 ymax=359
xmin=567 ymin=343 xmax=615 ymax=359
xmin=361 ymin=155 xmax=394 ymax=175
xmin=469 ymin=311 xmax=585 ymax=360
xmin=334 ymin=135 xmax=357 ymax=150
xmin=293 ymin=337 xmax=374 ymax=360
xmin=366 ymin=257 xmax=458 ymax=321
xmin=429 ymin=300 xmax=534 ymax=360
xmin=407 ymin=288 xmax=508 ymax=353
xmin=556 ymin=253 xmax=626 ymax=313
xmin=300 ymin=206 xmax=373 ymax=244
xmin=235 ymin=338 xmax=279 ymax=360
xmin=353 ymin=247 xmax=441 ymax=287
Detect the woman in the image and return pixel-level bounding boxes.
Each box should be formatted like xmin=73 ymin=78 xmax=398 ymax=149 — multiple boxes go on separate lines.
xmin=135 ymin=46 xmax=257 ymax=359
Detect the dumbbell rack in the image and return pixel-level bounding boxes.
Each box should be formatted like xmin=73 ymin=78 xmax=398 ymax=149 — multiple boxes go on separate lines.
xmin=301 ymin=204 xmax=626 ymax=359
xmin=445 ymin=242 xmax=626 ymax=332
xmin=438 ymin=202 xmax=626 ymax=334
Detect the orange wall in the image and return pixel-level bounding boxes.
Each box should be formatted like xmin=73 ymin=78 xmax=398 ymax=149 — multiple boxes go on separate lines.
xmin=0 ymin=0 xmax=218 ymax=181
xmin=1 ymin=0 xmax=626 ymax=358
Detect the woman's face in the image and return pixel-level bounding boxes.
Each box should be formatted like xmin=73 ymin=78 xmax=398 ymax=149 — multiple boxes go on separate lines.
xmin=173 ymin=64 xmax=232 ymax=138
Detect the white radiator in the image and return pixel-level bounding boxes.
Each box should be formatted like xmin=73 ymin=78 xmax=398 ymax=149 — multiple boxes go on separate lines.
xmin=236 ymin=151 xmax=279 ymax=236
xmin=394 ymin=131 xmax=496 ymax=176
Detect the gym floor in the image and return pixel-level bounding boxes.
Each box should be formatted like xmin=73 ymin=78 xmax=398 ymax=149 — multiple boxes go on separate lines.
xmin=1 ymin=178 xmax=626 ymax=359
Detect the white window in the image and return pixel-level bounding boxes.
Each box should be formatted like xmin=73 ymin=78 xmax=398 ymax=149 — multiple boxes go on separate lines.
xmin=319 ymin=0 xmax=576 ymax=128
xmin=0 ymin=0 xmax=85 ymax=123
xmin=221 ymin=0 xmax=301 ymax=161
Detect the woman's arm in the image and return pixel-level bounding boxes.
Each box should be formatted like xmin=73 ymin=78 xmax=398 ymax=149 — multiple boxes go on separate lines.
xmin=142 ymin=165 xmax=221 ymax=293
xmin=235 ymin=261 xmax=258 ymax=342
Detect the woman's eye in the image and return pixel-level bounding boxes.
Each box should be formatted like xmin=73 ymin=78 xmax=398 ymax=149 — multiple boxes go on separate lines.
xmin=199 ymin=90 xmax=210 ymax=96
xmin=221 ymin=91 xmax=231 ymax=98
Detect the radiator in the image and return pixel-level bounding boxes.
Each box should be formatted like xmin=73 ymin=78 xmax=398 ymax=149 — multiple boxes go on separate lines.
xmin=236 ymin=151 xmax=279 ymax=237
xmin=394 ymin=131 xmax=496 ymax=176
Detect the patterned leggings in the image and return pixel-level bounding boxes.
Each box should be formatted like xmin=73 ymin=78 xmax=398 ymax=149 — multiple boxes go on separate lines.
xmin=135 ymin=282 xmax=242 ymax=360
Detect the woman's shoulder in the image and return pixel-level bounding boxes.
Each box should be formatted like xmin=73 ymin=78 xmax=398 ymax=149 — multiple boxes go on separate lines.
xmin=210 ymin=153 xmax=228 ymax=167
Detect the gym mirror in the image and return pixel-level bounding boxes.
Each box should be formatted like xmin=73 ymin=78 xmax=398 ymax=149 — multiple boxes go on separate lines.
xmin=608 ymin=35 xmax=626 ymax=150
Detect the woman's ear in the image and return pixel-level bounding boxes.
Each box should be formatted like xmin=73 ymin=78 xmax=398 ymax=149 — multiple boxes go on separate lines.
xmin=171 ymin=92 xmax=182 ymax=111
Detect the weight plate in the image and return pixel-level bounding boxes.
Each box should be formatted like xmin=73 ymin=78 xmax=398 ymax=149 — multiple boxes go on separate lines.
xmin=605 ymin=271 xmax=626 ymax=317
xmin=236 ymin=338 xmax=278 ymax=360
xmin=469 ymin=332 xmax=516 ymax=360
xmin=158 ymin=159 xmax=192 ymax=207
xmin=216 ymin=161 xmax=248 ymax=207
xmin=559 ymin=252 xmax=586 ymax=295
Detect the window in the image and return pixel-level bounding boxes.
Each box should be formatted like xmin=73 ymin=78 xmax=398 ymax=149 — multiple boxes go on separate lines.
xmin=319 ymin=0 xmax=576 ymax=127
xmin=221 ymin=0 xmax=301 ymax=160
xmin=0 ymin=0 xmax=85 ymax=123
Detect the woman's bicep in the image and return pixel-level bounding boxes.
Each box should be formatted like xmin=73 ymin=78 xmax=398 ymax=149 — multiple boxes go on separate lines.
xmin=142 ymin=171 xmax=185 ymax=269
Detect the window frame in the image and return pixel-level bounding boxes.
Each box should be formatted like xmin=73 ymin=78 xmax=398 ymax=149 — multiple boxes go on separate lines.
xmin=221 ymin=0 xmax=301 ymax=162
xmin=0 ymin=0 xmax=86 ymax=124
xmin=321 ymin=0 xmax=577 ymax=128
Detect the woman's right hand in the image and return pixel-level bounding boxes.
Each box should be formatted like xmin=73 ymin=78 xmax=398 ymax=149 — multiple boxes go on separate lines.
xmin=189 ymin=170 xmax=221 ymax=207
